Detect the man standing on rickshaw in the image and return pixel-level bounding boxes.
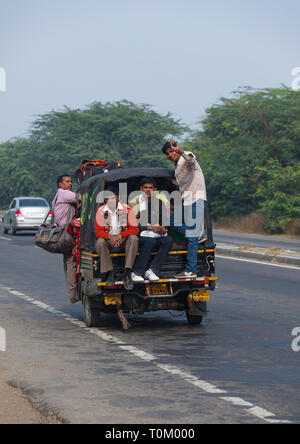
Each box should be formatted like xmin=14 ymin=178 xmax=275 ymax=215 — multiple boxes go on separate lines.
xmin=162 ymin=141 xmax=207 ymax=279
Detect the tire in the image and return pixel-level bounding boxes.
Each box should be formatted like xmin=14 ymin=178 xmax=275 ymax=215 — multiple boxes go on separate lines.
xmin=10 ymin=221 xmax=17 ymax=235
xmin=3 ymin=221 xmax=8 ymax=234
xmin=186 ymin=312 xmax=203 ymax=325
xmin=82 ymin=294 xmax=101 ymax=328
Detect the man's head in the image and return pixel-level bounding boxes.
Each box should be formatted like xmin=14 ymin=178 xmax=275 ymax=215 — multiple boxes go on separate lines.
xmin=162 ymin=141 xmax=181 ymax=164
xmin=104 ymin=185 xmax=120 ymax=210
xmin=140 ymin=177 xmax=157 ymax=200
xmin=57 ymin=175 xmax=73 ymax=190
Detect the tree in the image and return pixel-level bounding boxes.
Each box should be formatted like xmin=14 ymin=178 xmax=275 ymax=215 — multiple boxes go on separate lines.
xmin=0 ymin=101 xmax=188 ymax=206
xmin=184 ymin=86 xmax=300 ymax=232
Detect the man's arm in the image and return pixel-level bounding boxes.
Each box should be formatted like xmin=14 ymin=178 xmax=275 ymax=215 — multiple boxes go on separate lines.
xmin=61 ymin=189 xmax=77 ymax=204
xmin=144 ymin=198 xmax=168 ymax=235
xmin=181 ymin=151 xmax=196 ymax=166
xmin=121 ymin=208 xmax=139 ymax=238
xmin=169 ymin=141 xmax=196 ymax=166
xmin=95 ymin=209 xmax=110 ymax=240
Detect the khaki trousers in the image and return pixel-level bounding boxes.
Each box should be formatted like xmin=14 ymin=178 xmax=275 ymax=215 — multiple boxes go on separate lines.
xmin=63 ymin=253 xmax=78 ymax=301
xmin=96 ymin=235 xmax=139 ymax=274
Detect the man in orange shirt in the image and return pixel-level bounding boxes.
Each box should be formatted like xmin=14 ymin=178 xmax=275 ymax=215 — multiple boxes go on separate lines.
xmin=95 ymin=186 xmax=139 ymax=290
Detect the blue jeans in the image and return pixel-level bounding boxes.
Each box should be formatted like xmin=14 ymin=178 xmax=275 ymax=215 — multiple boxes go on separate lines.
xmin=134 ymin=235 xmax=173 ymax=277
xmin=170 ymin=199 xmax=204 ymax=272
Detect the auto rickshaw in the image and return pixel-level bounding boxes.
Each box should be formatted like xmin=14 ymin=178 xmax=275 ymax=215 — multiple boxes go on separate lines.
xmin=77 ymin=168 xmax=217 ymax=330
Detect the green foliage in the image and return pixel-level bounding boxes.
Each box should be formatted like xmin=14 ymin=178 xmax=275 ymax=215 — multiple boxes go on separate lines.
xmin=0 ymin=101 xmax=188 ymax=207
xmin=184 ymin=86 xmax=300 ymax=232
xmin=254 ymin=160 xmax=300 ymax=232
xmin=1 ymin=90 xmax=299 ymax=234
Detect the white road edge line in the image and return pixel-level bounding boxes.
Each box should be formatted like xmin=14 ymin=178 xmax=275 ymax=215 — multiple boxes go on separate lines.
xmin=1 ymin=284 xmax=292 ymax=424
xmin=0 ymin=236 xmax=11 ymax=241
xmin=216 ymin=254 xmax=299 ymax=270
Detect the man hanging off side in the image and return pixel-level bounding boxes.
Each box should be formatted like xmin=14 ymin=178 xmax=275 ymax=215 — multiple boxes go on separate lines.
xmin=52 ymin=174 xmax=79 ymax=304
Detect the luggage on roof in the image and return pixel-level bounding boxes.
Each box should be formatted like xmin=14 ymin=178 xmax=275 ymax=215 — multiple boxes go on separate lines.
xmin=75 ymin=159 xmax=122 ymax=185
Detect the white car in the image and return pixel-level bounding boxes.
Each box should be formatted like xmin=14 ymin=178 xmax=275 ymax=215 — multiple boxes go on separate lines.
xmin=2 ymin=197 xmax=51 ymax=235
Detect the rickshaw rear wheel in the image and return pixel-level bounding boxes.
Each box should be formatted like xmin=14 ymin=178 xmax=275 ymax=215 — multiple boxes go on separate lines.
xmin=186 ymin=312 xmax=203 ymax=325
xmin=83 ymin=294 xmax=102 ymax=328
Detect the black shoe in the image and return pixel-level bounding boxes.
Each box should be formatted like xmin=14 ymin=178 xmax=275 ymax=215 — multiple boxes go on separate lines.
xmin=106 ymin=271 xmax=116 ymax=287
xmin=70 ymin=295 xmax=80 ymax=304
xmin=124 ymin=272 xmax=134 ymax=291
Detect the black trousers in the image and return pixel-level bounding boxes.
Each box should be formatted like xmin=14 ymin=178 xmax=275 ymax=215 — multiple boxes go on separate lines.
xmin=133 ymin=235 xmax=173 ymax=277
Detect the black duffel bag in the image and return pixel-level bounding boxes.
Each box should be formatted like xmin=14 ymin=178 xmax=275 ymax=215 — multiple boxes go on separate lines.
xmin=35 ymin=205 xmax=75 ymax=254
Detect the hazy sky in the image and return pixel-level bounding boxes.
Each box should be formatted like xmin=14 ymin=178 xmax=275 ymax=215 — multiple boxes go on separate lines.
xmin=0 ymin=0 xmax=299 ymax=142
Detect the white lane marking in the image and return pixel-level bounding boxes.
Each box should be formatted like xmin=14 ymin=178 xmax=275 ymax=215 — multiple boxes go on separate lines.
xmin=216 ymin=254 xmax=300 ymax=270
xmin=221 ymin=397 xmax=254 ymax=407
xmin=5 ymin=288 xmax=125 ymax=345
xmin=0 ymin=236 xmax=11 ymax=241
xmin=1 ymin=284 xmax=292 ymax=424
xmin=247 ymin=407 xmax=291 ymax=424
xmin=119 ymin=346 xmax=156 ymax=362
xmin=157 ymin=363 xmax=226 ymax=394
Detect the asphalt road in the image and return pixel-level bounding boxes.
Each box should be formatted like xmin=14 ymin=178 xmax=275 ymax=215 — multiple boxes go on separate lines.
xmin=0 ymin=226 xmax=299 ymax=424
xmin=214 ymin=229 xmax=300 ymax=252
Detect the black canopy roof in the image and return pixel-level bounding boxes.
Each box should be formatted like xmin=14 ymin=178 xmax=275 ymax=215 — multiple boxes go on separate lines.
xmin=78 ymin=168 xmax=176 ymax=195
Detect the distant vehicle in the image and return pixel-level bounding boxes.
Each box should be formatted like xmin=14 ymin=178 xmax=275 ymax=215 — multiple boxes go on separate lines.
xmin=2 ymin=197 xmax=51 ymax=235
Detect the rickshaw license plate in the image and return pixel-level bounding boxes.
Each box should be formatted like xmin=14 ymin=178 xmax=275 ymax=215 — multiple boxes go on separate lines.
xmin=191 ymin=290 xmax=210 ymax=302
xmin=104 ymin=296 xmax=122 ymax=306
xmin=148 ymin=284 xmax=168 ymax=295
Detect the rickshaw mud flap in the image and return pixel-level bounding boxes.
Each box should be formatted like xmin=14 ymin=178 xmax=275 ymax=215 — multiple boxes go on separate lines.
xmin=187 ymin=300 xmax=208 ymax=317
xmin=188 ymin=302 xmax=208 ymax=316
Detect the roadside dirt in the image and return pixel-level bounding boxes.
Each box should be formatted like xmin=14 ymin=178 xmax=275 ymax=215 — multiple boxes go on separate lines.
xmin=236 ymin=244 xmax=300 ymax=256
xmin=0 ymin=374 xmax=62 ymax=424
xmin=213 ymin=226 xmax=300 ymax=240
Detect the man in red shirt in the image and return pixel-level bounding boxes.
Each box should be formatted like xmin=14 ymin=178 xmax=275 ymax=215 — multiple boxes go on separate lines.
xmin=95 ymin=186 xmax=139 ymax=290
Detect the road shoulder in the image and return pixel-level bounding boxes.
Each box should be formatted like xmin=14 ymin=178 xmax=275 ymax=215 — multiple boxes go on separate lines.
xmin=216 ymin=243 xmax=300 ymax=267
xmin=0 ymin=372 xmax=62 ymax=424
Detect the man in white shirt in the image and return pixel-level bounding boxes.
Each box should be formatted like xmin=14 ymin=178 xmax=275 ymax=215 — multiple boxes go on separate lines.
xmin=129 ymin=177 xmax=173 ymax=282
xmin=162 ymin=141 xmax=207 ymax=278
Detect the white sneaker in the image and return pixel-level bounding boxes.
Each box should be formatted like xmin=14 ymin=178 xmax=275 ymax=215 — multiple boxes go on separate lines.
xmin=131 ymin=272 xmax=144 ymax=283
xmin=145 ymin=269 xmax=160 ymax=282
